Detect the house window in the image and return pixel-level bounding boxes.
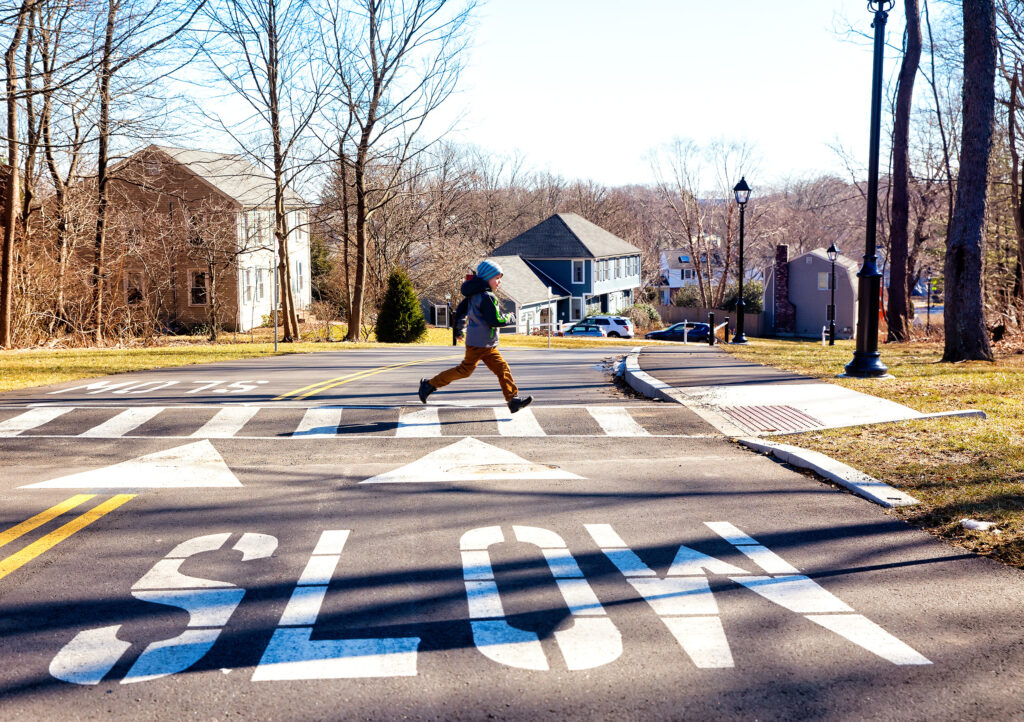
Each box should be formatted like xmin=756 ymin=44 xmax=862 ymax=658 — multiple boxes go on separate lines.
xmin=255 ymin=269 xmax=265 ymax=302
xmin=243 ymin=269 xmax=253 ymax=303
xmin=616 ymin=258 xmax=623 ymax=278
xmin=434 ymin=305 xmax=450 ymax=328
xmin=145 ymin=160 xmax=161 ymax=177
xmin=818 ymin=272 xmax=832 ymax=291
xmin=572 ymin=260 xmax=585 ymax=284
xmin=683 ymin=268 xmax=695 ymax=281
xmin=292 ymin=260 xmax=304 ymax=294
xmin=189 ymin=270 xmax=209 ymax=306
xmin=571 ymin=297 xmax=584 ymax=320
xmin=597 ymin=262 xmax=604 ymax=282
xmin=678 ymin=255 xmax=690 ymax=263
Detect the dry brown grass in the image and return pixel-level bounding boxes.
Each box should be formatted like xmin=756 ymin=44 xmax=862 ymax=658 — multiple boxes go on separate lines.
xmin=722 ymin=337 xmax=1024 ymax=569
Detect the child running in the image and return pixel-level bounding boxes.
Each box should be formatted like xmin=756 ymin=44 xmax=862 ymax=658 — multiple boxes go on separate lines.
xmin=418 ymin=260 xmax=533 ymax=413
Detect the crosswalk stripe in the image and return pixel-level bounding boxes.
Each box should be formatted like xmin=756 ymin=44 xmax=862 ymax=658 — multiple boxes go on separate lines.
xmin=292 ymin=408 xmax=344 ymax=437
xmin=191 ymin=407 xmax=260 ymax=438
xmin=587 ymin=407 xmax=651 ymax=437
xmin=493 ymin=407 xmax=546 ymax=437
xmin=396 ymin=407 xmax=441 ymax=437
xmin=78 ymin=407 xmax=165 ymax=438
xmin=0 ymin=407 xmax=73 ymax=436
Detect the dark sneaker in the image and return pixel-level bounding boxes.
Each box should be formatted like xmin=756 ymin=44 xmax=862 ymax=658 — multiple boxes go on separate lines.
xmin=418 ymin=378 xmax=435 ymax=404
xmin=508 ymin=395 xmax=533 ymax=414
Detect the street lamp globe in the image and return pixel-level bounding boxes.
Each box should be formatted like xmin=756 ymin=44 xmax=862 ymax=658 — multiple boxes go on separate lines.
xmin=733 ymin=177 xmax=751 ymax=206
xmin=827 ymin=241 xmax=840 ymax=263
xmin=868 ymin=0 xmax=895 ymax=10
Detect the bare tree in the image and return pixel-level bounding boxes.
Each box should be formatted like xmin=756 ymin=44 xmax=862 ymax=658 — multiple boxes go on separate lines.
xmin=198 ymin=0 xmax=322 ymax=342
xmin=888 ymin=0 xmax=924 ymax=341
xmin=320 ymin=0 xmax=474 ymax=342
xmin=89 ymin=0 xmax=207 ymax=343
xmin=1 ymin=0 xmax=33 ymax=347
xmin=944 ymin=0 xmax=997 ymax=361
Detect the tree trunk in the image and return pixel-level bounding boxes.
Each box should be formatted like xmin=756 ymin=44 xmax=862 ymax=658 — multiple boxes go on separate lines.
xmin=91 ymin=0 xmax=117 ymax=345
xmin=1 ymin=2 xmax=30 ymax=348
xmin=347 ymin=158 xmax=369 ymax=342
xmin=943 ymin=0 xmax=996 ymax=362
xmin=887 ymin=0 xmax=922 ymax=342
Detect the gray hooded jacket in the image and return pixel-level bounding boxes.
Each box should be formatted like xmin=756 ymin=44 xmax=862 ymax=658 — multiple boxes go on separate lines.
xmin=453 ymin=275 xmax=510 ymax=348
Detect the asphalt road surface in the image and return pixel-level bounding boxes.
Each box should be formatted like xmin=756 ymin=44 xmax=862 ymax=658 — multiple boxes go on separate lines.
xmin=0 ymin=347 xmax=1021 ymax=720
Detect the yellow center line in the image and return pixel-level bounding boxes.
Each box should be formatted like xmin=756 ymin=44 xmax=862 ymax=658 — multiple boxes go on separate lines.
xmin=0 ymin=494 xmax=136 ymax=581
xmin=292 ymin=355 xmax=461 ymax=400
xmin=0 ymin=494 xmax=96 ymax=551
xmin=275 ymin=355 xmax=461 ymax=401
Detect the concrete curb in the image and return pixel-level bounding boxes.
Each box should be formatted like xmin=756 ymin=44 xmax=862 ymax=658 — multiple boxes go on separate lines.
xmin=618 ymin=351 xmax=749 ymax=436
xmin=736 ymin=437 xmax=920 ymax=508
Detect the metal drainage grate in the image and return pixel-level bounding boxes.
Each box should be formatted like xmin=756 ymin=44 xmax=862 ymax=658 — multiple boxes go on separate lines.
xmin=719 ymin=405 xmax=825 ymax=434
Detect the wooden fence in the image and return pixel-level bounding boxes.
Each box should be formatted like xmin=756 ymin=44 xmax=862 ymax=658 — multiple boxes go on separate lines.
xmin=656 ymin=305 xmax=765 ymax=337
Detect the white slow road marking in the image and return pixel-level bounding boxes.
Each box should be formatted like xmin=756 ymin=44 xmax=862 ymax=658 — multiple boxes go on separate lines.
xmin=254 ymin=530 xmax=419 ymax=680
xmin=587 ymin=407 xmax=650 ymax=436
xmin=493 ymin=406 xmax=546 ymax=436
xmin=191 ymin=407 xmax=260 ymax=438
xmin=79 ymin=407 xmax=165 ymax=438
xmin=0 ymin=407 xmax=73 ymax=436
xmin=396 ymin=407 xmax=441 ymax=437
xmin=292 ymin=408 xmax=343 ymax=437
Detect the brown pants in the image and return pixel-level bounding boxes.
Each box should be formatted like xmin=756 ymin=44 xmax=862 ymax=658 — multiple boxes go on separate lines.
xmin=430 ymin=345 xmax=518 ymax=402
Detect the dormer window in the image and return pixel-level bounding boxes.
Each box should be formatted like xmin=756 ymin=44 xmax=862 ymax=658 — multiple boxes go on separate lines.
xmin=678 ymin=255 xmax=689 ymax=263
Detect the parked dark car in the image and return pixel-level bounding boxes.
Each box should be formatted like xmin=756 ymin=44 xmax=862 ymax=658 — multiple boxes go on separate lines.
xmin=563 ymin=323 xmax=608 ymax=338
xmin=645 ymin=322 xmax=710 ymax=342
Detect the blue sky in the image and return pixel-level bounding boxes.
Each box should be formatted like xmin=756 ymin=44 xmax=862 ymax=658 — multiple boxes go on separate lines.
xmin=436 ymin=0 xmax=896 ymax=189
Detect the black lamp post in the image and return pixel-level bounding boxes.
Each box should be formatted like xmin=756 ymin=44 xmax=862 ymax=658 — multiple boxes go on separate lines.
xmin=732 ymin=176 xmax=751 ymax=344
xmin=845 ymin=0 xmax=893 ymax=377
xmin=445 ymin=293 xmax=455 ymax=346
xmin=827 ymin=241 xmax=840 ymax=345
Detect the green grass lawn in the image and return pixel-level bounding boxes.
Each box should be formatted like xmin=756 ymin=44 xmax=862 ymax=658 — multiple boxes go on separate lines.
xmin=721 ymin=338 xmax=1024 ymax=569
xmin=0 ymin=325 xmax=641 ymax=393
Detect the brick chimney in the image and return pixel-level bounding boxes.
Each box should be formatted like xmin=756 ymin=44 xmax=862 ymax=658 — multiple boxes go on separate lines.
xmin=773 ymin=244 xmax=795 ymax=334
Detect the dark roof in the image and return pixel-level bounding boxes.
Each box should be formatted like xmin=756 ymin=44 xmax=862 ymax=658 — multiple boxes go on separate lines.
xmin=491 ymin=213 xmax=640 ymax=259
xmin=487 ymin=256 xmax=568 ymax=306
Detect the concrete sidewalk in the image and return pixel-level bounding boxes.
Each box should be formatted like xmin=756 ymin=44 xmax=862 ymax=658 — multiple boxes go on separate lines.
xmin=625 ymin=344 xmax=982 ymax=437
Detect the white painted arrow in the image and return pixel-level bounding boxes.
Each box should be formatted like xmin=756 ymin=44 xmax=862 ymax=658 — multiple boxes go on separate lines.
xmin=360 ymin=437 xmax=582 ymax=484
xmin=21 ymin=440 xmax=242 ymax=489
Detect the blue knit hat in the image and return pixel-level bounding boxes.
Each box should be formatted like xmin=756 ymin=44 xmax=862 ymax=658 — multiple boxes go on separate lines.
xmin=476 ymin=259 xmax=503 ymax=281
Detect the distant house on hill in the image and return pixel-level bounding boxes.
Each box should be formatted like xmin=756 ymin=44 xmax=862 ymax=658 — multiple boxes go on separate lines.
xmin=491 ymin=213 xmax=642 ymax=323
xmin=108 ymin=145 xmax=311 ymax=332
xmin=656 ymin=242 xmax=725 ymax=305
xmin=423 ymin=213 xmax=642 ymax=333
xmin=763 ymin=244 xmax=859 ymax=339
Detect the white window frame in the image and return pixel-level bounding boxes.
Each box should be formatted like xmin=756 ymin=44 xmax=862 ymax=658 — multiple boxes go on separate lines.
xmin=434 ymin=304 xmax=450 ymax=328
xmin=572 ymin=260 xmax=585 ymax=285
xmin=570 ymin=296 xmax=584 ymax=321
xmin=189 ymin=269 xmax=209 ymax=307
xmin=256 ymin=268 xmax=265 ymax=302
xmin=818 ymin=271 xmax=831 ymax=291
xmin=243 ymin=268 xmax=253 ymax=303
xmin=683 ymin=268 xmax=695 ymax=281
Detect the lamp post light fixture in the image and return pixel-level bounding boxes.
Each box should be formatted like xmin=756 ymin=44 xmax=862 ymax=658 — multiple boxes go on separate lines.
xmin=826 ymin=241 xmax=840 ymax=345
xmin=845 ymin=0 xmax=893 ymax=377
xmin=732 ymin=176 xmax=751 ymax=344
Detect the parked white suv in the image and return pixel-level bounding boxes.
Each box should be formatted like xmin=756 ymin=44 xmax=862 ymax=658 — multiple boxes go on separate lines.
xmin=583 ymin=315 xmax=634 ymax=338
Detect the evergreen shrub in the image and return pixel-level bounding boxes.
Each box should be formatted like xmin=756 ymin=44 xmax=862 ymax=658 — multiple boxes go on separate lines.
xmin=375 ymin=267 xmax=428 ymax=343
